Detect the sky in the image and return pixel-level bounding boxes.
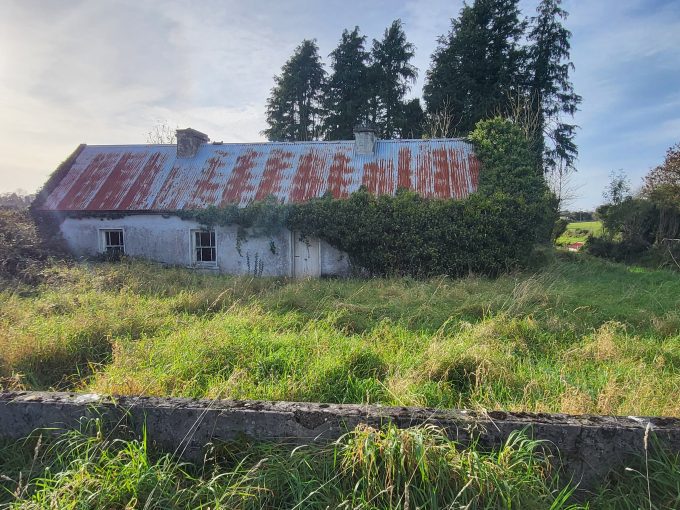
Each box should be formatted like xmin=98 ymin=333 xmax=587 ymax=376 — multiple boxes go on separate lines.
xmin=1 ymin=0 xmax=679 ymax=210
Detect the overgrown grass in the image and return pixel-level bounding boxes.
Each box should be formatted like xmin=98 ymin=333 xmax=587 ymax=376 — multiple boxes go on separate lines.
xmin=1 ymin=421 xmax=677 ymax=509
xmin=556 ymin=221 xmax=603 ymax=246
xmin=1 ymin=253 xmax=679 ymax=416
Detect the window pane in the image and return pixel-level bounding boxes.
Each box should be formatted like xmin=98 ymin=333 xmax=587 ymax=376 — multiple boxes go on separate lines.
xmin=103 ymin=230 xmax=124 ymax=254
xmin=193 ymin=230 xmax=215 ymax=263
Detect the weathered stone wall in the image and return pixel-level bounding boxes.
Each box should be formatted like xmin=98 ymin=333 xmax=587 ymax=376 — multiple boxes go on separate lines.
xmin=2 ymin=392 xmax=679 ymax=491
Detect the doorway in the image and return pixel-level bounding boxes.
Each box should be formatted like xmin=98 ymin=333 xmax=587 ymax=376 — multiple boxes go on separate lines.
xmin=292 ymin=232 xmax=320 ymax=278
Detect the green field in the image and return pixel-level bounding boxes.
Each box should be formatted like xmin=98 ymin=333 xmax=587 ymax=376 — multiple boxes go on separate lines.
xmin=2 ymin=252 xmax=679 ymax=417
xmin=556 ymin=220 xmax=603 ymax=246
xmin=2 ymin=253 xmax=680 ymax=508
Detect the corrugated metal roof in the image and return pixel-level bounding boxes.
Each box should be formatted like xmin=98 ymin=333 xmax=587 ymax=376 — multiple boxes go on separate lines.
xmin=40 ymin=139 xmax=480 ymax=211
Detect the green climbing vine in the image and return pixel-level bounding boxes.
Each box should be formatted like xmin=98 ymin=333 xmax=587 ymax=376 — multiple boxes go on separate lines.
xmin=176 ymin=118 xmax=556 ymax=277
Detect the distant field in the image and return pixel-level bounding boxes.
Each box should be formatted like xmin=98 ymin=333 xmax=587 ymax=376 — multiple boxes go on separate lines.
xmin=556 ymin=220 xmax=603 ymax=246
xmin=1 ymin=252 xmax=679 ymax=417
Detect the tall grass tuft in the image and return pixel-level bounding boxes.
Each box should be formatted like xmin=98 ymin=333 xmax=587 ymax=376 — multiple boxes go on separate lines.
xmin=337 ymin=423 xmax=578 ymax=509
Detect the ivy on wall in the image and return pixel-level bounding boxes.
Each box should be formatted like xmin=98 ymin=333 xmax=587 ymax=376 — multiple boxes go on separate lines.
xmin=178 ymin=118 xmax=557 ymax=276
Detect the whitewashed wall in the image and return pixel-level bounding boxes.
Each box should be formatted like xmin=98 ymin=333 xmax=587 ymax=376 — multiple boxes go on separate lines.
xmin=59 ymin=214 xmax=350 ymax=277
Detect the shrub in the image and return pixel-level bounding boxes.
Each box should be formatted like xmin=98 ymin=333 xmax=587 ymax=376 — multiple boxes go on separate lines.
xmin=584 ymin=236 xmax=651 ymax=263
xmin=0 ymin=209 xmax=64 ymax=285
xmin=287 ymin=189 xmax=539 ymax=276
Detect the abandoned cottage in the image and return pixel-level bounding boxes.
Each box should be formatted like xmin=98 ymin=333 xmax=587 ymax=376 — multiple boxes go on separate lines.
xmin=35 ymin=127 xmax=480 ymax=277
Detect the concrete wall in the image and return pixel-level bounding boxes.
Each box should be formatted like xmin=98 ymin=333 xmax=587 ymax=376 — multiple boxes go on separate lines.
xmin=2 ymin=392 xmax=680 ymax=491
xmin=59 ymin=214 xmax=350 ymax=277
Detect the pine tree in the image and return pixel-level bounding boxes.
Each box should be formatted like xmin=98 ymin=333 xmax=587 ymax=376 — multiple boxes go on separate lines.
xmin=399 ymin=98 xmax=425 ymax=139
xmin=369 ymin=20 xmax=418 ymax=138
xmin=527 ymin=0 xmax=581 ymax=172
xmin=322 ymin=27 xmax=371 ymax=141
xmin=263 ymin=40 xmax=326 ymax=141
xmin=423 ymin=0 xmax=526 ymax=136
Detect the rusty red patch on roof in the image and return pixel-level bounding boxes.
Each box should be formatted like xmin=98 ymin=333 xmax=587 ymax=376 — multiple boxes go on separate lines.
xmin=432 ymin=147 xmax=452 ymax=199
xmin=397 ymin=147 xmax=412 ymax=191
xmin=255 ymin=149 xmax=294 ymax=201
xmin=326 ymin=152 xmax=353 ymax=198
xmin=191 ymin=156 xmax=226 ymax=206
xmin=88 ymin=152 xmax=147 ymax=210
xmin=290 ymin=150 xmax=327 ymax=202
xmin=362 ymin=159 xmax=394 ymax=197
xmin=58 ymin=153 xmax=120 ymax=210
xmin=221 ymin=150 xmax=258 ymax=205
xmin=468 ymin=153 xmax=480 ymax=190
xmin=40 ymin=139 xmax=479 ymax=212
xmin=118 ymin=152 xmax=168 ymax=210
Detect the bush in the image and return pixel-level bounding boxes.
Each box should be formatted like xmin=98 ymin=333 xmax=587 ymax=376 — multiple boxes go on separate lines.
xmin=597 ymin=198 xmax=659 ymax=244
xmin=588 ymin=198 xmax=678 ymax=266
xmin=584 ymin=236 xmax=651 ymax=263
xmin=288 ymin=189 xmax=539 ymax=276
xmin=0 ymin=209 xmax=63 ymax=285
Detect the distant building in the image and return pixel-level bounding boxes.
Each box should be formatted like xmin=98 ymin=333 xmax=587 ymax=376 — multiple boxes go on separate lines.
xmin=35 ymin=127 xmax=480 ymax=277
xmin=567 ymin=242 xmax=585 ymax=252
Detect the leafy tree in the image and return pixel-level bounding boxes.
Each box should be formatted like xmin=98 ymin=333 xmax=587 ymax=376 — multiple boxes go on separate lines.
xmin=602 ymin=170 xmax=631 ymax=206
xmin=423 ymin=0 xmax=526 ymax=136
xmin=527 ymin=0 xmax=581 ymax=172
xmin=322 ymin=27 xmax=371 ymax=140
xmin=643 ymin=141 xmax=680 ymax=209
xmin=263 ymin=40 xmax=326 ymax=141
xmin=368 ymin=20 xmax=418 ymax=138
xmin=643 ymin=141 xmax=680 ymax=241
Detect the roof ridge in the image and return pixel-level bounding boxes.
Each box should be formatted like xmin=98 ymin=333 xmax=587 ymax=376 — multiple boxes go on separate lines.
xmin=84 ymin=137 xmax=469 ymax=149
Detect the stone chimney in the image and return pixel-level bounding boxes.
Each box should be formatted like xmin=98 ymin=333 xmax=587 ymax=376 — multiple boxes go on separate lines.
xmin=176 ymin=128 xmax=209 ymax=158
xmin=353 ymin=124 xmax=377 ymax=155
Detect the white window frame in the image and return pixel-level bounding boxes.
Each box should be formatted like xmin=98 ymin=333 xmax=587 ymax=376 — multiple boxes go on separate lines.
xmin=191 ymin=229 xmax=217 ymax=267
xmin=99 ymin=228 xmax=125 ymax=255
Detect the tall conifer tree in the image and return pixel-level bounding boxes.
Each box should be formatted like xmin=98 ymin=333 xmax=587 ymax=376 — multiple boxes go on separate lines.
xmin=423 ymin=0 xmax=526 ymax=135
xmin=528 ymin=0 xmax=581 ymax=172
xmin=400 ymin=98 xmax=425 ymax=139
xmin=263 ymin=40 xmax=326 ymax=141
xmin=369 ymin=20 xmax=418 ymax=138
xmin=322 ymin=27 xmax=371 ymax=140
